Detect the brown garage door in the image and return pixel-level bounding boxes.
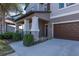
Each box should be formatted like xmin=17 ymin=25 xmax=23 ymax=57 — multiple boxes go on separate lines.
xmin=54 ymin=22 xmax=79 ymax=40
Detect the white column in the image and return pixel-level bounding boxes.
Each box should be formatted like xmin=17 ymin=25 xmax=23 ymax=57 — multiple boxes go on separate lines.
xmin=31 ymin=16 xmax=39 ymax=41
xmin=37 ymin=4 xmax=40 ymax=11
xmin=2 ymin=20 xmax=6 ymax=33
xmin=15 ymin=22 xmax=19 ymax=32
xmin=52 ymin=23 xmax=54 ymax=38
xmin=48 ymin=22 xmax=53 ymax=39
xmin=5 ymin=23 xmax=7 ymax=32
xmin=23 ymin=19 xmax=29 ymax=34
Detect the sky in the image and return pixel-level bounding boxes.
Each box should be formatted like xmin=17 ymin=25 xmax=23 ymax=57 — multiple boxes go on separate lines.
xmin=7 ymin=3 xmax=26 ymax=29
xmin=9 ymin=3 xmax=26 ymax=16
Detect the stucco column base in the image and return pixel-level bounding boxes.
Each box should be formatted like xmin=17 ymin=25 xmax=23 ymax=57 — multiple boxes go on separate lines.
xmin=24 ymin=31 xmax=30 ymax=35
xmin=23 ymin=19 xmax=30 ymax=35
xmin=15 ymin=23 xmax=19 ymax=32
xmin=48 ymin=22 xmax=53 ymax=39
xmin=31 ymin=31 xmax=39 ymax=42
xmin=2 ymin=23 xmax=7 ymax=33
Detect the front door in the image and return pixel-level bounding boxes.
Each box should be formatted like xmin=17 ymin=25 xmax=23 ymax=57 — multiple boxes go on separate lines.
xmin=45 ymin=24 xmax=48 ymax=37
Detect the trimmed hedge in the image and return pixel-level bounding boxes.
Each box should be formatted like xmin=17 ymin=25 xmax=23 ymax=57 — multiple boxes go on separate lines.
xmin=0 ymin=32 xmax=22 ymax=42
xmin=23 ymin=34 xmax=34 ymax=46
xmin=3 ymin=32 xmax=13 ymax=39
xmin=0 ymin=34 xmax=4 ymax=39
xmin=12 ymin=32 xmax=21 ymax=41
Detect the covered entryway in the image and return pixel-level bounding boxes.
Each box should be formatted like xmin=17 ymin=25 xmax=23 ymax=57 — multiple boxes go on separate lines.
xmin=39 ymin=19 xmax=48 ymax=37
xmin=54 ymin=22 xmax=79 ymax=41
xmin=15 ymin=11 xmax=51 ymax=41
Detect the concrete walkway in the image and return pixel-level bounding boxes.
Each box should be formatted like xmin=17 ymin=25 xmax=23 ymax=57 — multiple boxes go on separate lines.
xmin=7 ymin=39 xmax=79 ymax=56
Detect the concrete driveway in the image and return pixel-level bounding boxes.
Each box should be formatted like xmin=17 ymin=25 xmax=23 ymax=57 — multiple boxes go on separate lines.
xmin=8 ymin=39 xmax=79 ymax=56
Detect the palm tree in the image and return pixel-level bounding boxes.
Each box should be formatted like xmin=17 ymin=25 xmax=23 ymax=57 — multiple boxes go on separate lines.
xmin=0 ymin=3 xmax=23 ymax=33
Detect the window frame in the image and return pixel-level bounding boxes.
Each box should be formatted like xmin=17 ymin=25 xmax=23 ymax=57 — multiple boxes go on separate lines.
xmin=59 ymin=3 xmax=64 ymax=9
xmin=58 ymin=3 xmax=77 ymax=10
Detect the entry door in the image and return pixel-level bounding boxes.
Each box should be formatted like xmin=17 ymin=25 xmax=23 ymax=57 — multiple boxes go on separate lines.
xmin=45 ymin=25 xmax=48 ymax=37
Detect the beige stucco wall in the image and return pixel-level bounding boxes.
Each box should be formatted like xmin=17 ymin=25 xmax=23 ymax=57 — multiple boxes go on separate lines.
xmin=35 ymin=13 xmax=50 ymax=21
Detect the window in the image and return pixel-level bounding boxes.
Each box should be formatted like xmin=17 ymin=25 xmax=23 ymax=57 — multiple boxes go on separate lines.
xmin=59 ymin=3 xmax=64 ymax=9
xmin=66 ymin=3 xmax=75 ymax=6
xmin=59 ymin=3 xmax=75 ymax=9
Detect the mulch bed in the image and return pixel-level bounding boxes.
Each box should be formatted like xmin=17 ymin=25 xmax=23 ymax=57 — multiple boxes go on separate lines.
xmin=24 ymin=37 xmax=50 ymax=47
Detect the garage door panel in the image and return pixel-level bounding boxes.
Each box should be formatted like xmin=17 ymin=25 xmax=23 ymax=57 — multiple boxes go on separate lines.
xmin=54 ymin=22 xmax=79 ymax=40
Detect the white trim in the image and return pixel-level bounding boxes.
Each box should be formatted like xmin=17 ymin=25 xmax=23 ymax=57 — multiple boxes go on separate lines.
xmin=52 ymin=24 xmax=54 ymax=38
xmin=52 ymin=20 xmax=79 ymax=24
xmin=64 ymin=3 xmax=66 ymax=8
xmin=50 ymin=10 xmax=79 ymax=19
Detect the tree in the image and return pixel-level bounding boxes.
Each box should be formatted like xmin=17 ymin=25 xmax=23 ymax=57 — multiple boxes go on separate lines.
xmin=0 ymin=3 xmax=22 ymax=33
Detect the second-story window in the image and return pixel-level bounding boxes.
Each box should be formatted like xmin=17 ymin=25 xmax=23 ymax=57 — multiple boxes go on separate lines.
xmin=47 ymin=3 xmax=50 ymax=11
xmin=59 ymin=3 xmax=64 ymax=9
xmin=59 ymin=3 xmax=75 ymax=9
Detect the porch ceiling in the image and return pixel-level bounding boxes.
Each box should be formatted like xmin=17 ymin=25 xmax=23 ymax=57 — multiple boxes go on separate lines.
xmin=34 ymin=13 xmax=50 ymax=21
xmin=16 ymin=15 xmax=49 ymax=26
xmin=15 ymin=11 xmax=50 ymax=22
xmin=5 ymin=20 xmax=15 ymax=25
xmin=16 ymin=18 xmax=32 ymax=25
xmin=0 ymin=19 xmax=15 ymax=25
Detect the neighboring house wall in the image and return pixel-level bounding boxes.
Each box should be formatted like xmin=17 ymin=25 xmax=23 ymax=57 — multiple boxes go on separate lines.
xmin=0 ymin=24 xmax=15 ymax=34
xmin=6 ymin=25 xmax=15 ymax=32
xmin=50 ymin=3 xmax=79 ymax=19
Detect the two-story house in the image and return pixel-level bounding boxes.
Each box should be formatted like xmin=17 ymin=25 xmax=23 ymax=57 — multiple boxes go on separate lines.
xmin=50 ymin=3 xmax=79 ymax=40
xmin=15 ymin=3 xmax=79 ymax=41
xmin=15 ymin=3 xmax=52 ymax=41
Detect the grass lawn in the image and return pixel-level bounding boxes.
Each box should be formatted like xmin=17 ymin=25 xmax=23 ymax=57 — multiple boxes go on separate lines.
xmin=0 ymin=40 xmax=14 ymax=56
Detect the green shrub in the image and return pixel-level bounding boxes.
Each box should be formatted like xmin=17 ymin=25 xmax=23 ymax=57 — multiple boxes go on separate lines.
xmin=3 ymin=32 xmax=13 ymax=39
xmin=0 ymin=32 xmax=22 ymax=41
xmin=0 ymin=34 xmax=4 ymax=39
xmin=23 ymin=34 xmax=34 ymax=46
xmin=12 ymin=32 xmax=21 ymax=41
